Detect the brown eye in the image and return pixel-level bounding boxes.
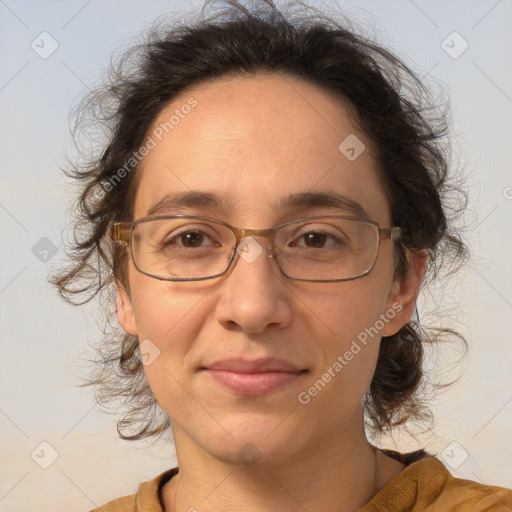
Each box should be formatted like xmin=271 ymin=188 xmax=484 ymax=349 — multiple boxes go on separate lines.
xmin=177 ymin=231 xmax=205 ymax=247
xmin=293 ymin=230 xmax=343 ymax=249
xmin=303 ymin=232 xmax=329 ymax=248
xmin=162 ymin=230 xmax=214 ymax=249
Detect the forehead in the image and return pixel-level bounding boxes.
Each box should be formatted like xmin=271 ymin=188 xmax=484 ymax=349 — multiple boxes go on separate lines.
xmin=133 ymin=73 xmax=390 ymax=225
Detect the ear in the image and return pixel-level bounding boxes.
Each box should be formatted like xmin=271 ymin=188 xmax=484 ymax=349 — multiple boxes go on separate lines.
xmin=382 ymin=249 xmax=426 ymax=337
xmin=116 ymin=282 xmax=138 ymax=337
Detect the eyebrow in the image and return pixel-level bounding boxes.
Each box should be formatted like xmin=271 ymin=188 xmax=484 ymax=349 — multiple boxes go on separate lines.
xmin=146 ymin=190 xmax=229 ymax=217
xmin=277 ymin=191 xmax=368 ymax=218
xmin=145 ymin=190 xmax=369 ymax=219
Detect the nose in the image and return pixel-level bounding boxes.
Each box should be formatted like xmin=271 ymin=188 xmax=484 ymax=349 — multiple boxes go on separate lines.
xmin=214 ymin=236 xmax=293 ymax=334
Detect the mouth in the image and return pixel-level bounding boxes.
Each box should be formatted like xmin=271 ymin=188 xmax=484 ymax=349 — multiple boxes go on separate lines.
xmin=201 ymin=358 xmax=308 ymax=396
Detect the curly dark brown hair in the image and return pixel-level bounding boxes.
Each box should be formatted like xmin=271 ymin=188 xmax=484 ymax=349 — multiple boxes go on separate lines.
xmin=50 ymin=0 xmax=468 ymax=442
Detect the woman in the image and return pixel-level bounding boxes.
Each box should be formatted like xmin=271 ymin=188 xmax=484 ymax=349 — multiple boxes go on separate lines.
xmin=51 ymin=0 xmax=512 ymax=510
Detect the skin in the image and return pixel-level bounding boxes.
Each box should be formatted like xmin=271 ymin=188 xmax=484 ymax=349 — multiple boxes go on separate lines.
xmin=116 ymin=73 xmax=426 ymax=511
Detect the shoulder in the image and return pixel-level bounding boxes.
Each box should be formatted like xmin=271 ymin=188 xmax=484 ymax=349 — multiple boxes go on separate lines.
xmin=89 ymin=495 xmax=135 ymax=512
xmin=425 ymin=464 xmax=512 ymax=512
xmin=363 ymin=451 xmax=512 ymax=512
xmin=88 ymin=468 xmax=178 ymax=512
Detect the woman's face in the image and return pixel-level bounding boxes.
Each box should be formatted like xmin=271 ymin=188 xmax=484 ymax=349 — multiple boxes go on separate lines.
xmin=117 ymin=73 xmax=419 ymax=466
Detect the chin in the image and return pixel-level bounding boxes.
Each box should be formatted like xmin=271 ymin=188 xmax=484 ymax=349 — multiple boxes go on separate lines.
xmin=193 ymin=412 xmax=312 ymax=468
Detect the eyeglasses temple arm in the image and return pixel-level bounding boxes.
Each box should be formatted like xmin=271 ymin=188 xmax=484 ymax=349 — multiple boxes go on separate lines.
xmin=109 ymin=222 xmax=132 ymax=242
xmin=380 ymin=227 xmax=402 ymax=240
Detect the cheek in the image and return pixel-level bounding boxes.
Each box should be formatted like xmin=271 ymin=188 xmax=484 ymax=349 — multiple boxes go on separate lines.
xmin=297 ymin=273 xmax=392 ymax=349
xmin=323 ymin=292 xmax=384 ymax=373
xmin=296 ymin=273 xmax=392 ymax=385
xmin=128 ymin=274 xmax=221 ymax=395
xmin=129 ymin=270 xmax=210 ymax=338
xmin=294 ymin=286 xmax=388 ymax=428
xmin=128 ymin=278 xmax=201 ymax=367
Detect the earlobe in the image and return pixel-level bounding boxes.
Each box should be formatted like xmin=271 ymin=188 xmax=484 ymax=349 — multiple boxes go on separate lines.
xmin=382 ymin=250 xmax=427 ymax=337
xmin=116 ymin=283 xmax=138 ymax=336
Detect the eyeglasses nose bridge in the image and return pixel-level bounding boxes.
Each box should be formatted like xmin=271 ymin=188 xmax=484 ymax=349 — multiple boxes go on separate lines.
xmin=233 ymin=225 xmax=276 ymax=243
xmin=231 ymin=226 xmax=279 ymax=261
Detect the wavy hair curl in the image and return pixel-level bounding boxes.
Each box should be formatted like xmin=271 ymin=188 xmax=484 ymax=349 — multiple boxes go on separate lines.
xmin=50 ymin=0 xmax=467 ymax=442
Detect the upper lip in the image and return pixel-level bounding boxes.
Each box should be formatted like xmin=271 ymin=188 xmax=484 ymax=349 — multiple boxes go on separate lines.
xmin=203 ymin=358 xmax=305 ymax=373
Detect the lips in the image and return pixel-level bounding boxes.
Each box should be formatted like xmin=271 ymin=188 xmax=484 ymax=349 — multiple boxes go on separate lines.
xmin=205 ymin=357 xmax=304 ymax=373
xmin=202 ymin=358 xmax=308 ymax=396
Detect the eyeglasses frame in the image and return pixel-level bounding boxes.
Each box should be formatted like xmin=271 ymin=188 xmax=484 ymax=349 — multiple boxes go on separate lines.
xmin=108 ymin=214 xmax=402 ymax=282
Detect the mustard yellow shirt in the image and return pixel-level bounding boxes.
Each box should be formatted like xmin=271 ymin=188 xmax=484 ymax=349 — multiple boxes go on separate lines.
xmin=90 ymin=451 xmax=512 ymax=511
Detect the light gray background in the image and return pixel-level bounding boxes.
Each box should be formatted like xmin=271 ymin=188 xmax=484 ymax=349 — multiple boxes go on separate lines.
xmin=0 ymin=0 xmax=511 ymax=510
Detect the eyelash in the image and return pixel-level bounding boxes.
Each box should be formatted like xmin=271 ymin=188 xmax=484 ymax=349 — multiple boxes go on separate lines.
xmin=163 ymin=228 xmax=345 ymax=249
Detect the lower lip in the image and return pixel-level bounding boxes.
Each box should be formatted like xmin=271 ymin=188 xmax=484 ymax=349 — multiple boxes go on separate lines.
xmin=204 ymin=369 xmax=307 ymax=396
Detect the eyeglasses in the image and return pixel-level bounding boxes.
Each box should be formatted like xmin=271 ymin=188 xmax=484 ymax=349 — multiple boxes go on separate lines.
xmin=109 ymin=215 xmax=402 ymax=282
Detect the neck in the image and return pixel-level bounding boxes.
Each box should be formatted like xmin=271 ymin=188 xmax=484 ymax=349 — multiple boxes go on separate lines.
xmin=161 ymin=418 xmax=405 ymax=512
